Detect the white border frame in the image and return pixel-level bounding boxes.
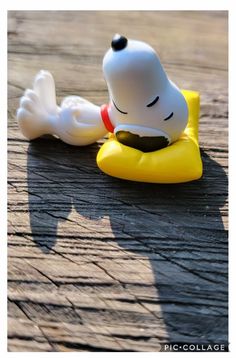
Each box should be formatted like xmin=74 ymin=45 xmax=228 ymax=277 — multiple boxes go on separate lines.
xmin=1 ymin=0 xmax=233 ymax=357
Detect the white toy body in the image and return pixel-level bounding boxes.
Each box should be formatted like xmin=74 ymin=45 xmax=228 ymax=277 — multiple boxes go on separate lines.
xmin=17 ymin=35 xmax=188 ymax=152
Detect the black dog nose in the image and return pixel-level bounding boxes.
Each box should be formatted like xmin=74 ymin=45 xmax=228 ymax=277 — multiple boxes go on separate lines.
xmin=111 ymin=34 xmax=128 ymax=51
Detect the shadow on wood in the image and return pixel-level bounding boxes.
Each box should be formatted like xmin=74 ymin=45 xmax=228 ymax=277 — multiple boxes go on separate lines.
xmin=26 ymin=138 xmax=228 ymax=345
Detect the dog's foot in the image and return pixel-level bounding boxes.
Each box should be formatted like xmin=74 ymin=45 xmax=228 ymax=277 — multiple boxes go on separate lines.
xmin=17 ymin=70 xmax=58 ymax=139
xmin=33 ymin=70 xmax=58 ymax=115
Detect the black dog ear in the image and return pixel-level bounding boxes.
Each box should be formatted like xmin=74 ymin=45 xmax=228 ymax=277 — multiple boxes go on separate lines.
xmin=111 ymin=34 xmax=128 ymax=51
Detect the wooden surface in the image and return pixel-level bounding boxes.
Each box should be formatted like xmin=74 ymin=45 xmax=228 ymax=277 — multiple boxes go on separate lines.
xmin=8 ymin=11 xmax=228 ymax=352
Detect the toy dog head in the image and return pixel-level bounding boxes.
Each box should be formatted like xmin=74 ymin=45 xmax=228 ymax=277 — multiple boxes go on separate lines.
xmin=102 ymin=34 xmax=188 ymax=152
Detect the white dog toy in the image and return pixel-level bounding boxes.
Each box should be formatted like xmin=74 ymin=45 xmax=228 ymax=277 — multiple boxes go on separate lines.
xmin=17 ymin=34 xmax=202 ymax=183
xmin=17 ymin=34 xmax=188 ymax=152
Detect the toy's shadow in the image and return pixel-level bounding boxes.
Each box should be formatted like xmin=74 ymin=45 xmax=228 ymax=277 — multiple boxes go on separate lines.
xmin=27 ymin=138 xmax=228 ymax=345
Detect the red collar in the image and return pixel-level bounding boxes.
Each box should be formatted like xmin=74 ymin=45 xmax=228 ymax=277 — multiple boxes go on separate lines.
xmin=100 ymin=104 xmax=115 ymax=133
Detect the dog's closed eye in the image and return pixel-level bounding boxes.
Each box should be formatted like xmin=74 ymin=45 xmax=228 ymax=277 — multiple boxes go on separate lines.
xmin=147 ymin=95 xmax=159 ymax=107
xmin=163 ymin=112 xmax=174 ymax=121
xmin=112 ymin=100 xmax=128 ymax=114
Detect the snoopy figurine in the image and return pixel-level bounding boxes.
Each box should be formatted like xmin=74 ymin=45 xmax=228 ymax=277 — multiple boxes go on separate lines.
xmin=17 ymin=34 xmax=188 ymax=151
xmin=17 ymin=34 xmax=202 ymax=183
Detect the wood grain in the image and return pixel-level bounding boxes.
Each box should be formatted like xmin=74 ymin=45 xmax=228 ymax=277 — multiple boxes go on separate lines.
xmin=8 ymin=11 xmax=228 ymax=352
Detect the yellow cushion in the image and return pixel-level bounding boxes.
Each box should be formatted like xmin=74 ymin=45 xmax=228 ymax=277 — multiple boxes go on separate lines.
xmin=96 ymin=90 xmax=203 ymax=183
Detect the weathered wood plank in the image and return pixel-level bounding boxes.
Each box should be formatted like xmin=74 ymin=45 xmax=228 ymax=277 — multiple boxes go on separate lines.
xmin=8 ymin=11 xmax=228 ymax=352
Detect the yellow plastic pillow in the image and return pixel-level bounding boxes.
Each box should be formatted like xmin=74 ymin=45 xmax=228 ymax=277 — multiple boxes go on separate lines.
xmin=96 ymin=90 xmax=203 ymax=183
